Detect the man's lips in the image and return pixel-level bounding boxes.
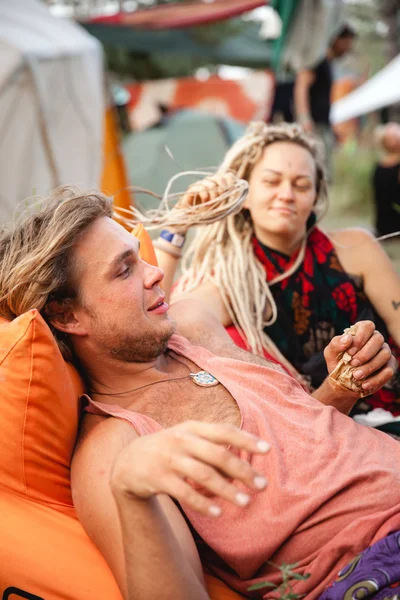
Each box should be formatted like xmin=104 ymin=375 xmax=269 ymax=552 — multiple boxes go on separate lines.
xmin=147 ymin=295 xmax=166 ymax=311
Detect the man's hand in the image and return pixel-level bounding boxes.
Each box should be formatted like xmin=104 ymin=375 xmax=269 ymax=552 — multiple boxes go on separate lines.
xmin=111 ymin=420 xmax=269 ymax=517
xmin=313 ymin=320 xmax=397 ymax=413
xmin=324 ymin=320 xmax=396 ymax=395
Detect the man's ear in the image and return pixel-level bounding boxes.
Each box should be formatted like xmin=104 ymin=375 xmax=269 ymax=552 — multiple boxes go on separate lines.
xmin=44 ymin=300 xmax=87 ymax=336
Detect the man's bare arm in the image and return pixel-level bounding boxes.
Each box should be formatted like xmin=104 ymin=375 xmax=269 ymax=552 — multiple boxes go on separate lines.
xmin=72 ymin=415 xmax=269 ymax=599
xmin=294 ymin=69 xmax=316 ymax=131
xmin=170 ymin=299 xmax=397 ymax=414
xmin=71 ymin=417 xmax=208 ymax=600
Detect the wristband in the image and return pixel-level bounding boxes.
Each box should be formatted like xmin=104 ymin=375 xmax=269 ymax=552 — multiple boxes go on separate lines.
xmin=159 ymin=229 xmax=186 ymax=248
xmin=153 ymin=239 xmax=182 ymax=259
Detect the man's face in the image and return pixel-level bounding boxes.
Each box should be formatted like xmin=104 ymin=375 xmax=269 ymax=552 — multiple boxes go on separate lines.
xmin=70 ymin=216 xmax=175 ymax=362
xmin=383 ymin=123 xmax=400 ymax=153
xmin=331 ymin=36 xmax=354 ymax=58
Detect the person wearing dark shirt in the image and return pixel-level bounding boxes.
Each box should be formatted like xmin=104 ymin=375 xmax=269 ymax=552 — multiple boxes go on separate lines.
xmin=294 ymin=24 xmax=357 ymax=175
xmin=373 ymin=122 xmax=400 ymax=236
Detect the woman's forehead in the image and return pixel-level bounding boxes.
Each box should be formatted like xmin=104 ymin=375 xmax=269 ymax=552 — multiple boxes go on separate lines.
xmin=257 ymin=142 xmax=315 ymax=175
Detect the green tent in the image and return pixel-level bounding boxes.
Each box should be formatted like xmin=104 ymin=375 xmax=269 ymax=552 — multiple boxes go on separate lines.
xmin=123 ymin=110 xmax=246 ymax=208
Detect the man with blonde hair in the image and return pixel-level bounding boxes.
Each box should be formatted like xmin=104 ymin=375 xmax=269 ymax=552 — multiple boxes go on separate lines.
xmin=1 ymin=186 xmax=400 ymax=600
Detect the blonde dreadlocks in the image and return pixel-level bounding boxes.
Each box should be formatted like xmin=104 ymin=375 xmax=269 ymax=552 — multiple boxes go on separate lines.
xmin=173 ymin=122 xmax=329 ymax=382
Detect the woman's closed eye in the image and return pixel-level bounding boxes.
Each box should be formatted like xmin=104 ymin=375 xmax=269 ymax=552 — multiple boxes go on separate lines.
xmin=263 ymin=178 xmax=280 ymax=186
xmin=294 ymin=178 xmax=313 ymax=191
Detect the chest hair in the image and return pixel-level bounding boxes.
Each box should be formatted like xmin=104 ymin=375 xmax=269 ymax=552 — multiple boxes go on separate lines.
xmin=122 ymin=343 xmax=282 ymax=429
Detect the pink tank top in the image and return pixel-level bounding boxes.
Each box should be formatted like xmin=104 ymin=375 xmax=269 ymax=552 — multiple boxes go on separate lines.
xmin=85 ymin=334 xmax=400 ymax=599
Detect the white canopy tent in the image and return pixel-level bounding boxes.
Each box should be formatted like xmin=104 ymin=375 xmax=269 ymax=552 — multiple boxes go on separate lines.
xmin=0 ymin=0 xmax=104 ymax=225
xmin=331 ymin=54 xmax=400 ymax=125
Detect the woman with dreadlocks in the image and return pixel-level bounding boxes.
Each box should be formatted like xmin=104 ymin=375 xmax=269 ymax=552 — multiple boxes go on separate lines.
xmin=138 ymin=122 xmax=400 ymax=423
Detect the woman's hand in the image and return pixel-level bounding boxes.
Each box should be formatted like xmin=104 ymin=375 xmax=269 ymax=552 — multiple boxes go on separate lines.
xmin=110 ymin=420 xmax=269 ymax=517
xmin=324 ymin=320 xmax=396 ymax=396
xmin=176 ymin=173 xmax=239 ymax=212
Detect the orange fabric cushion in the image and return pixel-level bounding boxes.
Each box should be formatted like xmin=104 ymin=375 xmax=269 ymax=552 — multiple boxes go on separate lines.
xmin=205 ymin=574 xmax=245 ymax=600
xmin=0 ymin=310 xmax=123 ymax=599
xmin=132 ymin=222 xmax=157 ymax=266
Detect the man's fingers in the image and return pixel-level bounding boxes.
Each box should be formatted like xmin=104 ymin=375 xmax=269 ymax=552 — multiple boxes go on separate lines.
xmin=172 ymin=456 xmax=260 ymax=509
xmin=162 ymin=475 xmax=224 ymax=518
xmin=113 ymin=421 xmax=269 ymax=506
xmin=351 ymin=344 xmax=393 ymax=381
xmin=344 ymin=321 xmax=376 ymax=357
xmin=324 ymin=334 xmax=352 ymax=372
xmin=175 ymin=435 xmax=267 ymax=492
xmin=360 ymin=365 xmax=396 ymax=394
xmin=326 ymin=333 xmax=352 ymax=355
xmin=175 ymin=420 xmax=270 ymax=455
xmin=350 ymin=330 xmax=385 ymax=366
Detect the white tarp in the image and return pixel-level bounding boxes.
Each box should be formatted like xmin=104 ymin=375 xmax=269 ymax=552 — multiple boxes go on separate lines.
xmin=0 ymin=0 xmax=104 ymax=225
xmin=331 ymin=54 xmax=400 ymax=124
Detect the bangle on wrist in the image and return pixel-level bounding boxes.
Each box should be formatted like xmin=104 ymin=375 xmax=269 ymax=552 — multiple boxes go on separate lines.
xmin=159 ymin=229 xmax=186 ymax=248
xmin=153 ymin=239 xmax=182 ymax=259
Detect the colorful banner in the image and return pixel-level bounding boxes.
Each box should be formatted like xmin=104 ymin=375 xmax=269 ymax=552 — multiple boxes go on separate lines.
xmin=126 ymin=72 xmax=276 ymax=131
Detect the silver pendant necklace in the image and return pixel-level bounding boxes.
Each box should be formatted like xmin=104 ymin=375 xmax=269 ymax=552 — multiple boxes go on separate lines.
xmin=90 ymin=350 xmax=219 ymax=398
xmin=189 ymin=370 xmax=219 ymax=387
xmin=167 ymin=351 xmax=219 ymax=387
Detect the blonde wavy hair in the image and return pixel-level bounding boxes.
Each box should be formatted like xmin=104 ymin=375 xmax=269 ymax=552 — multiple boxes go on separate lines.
xmin=174 ymin=122 xmax=329 ymax=380
xmin=0 ymin=186 xmax=112 ymax=360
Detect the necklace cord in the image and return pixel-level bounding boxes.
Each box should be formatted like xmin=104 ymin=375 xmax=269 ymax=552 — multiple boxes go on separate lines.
xmin=90 ymin=351 xmax=192 ymax=398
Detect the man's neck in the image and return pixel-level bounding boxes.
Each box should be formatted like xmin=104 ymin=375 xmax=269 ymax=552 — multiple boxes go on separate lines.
xmin=79 ymin=346 xmax=177 ymax=405
xmin=380 ymin=152 xmax=400 ymax=166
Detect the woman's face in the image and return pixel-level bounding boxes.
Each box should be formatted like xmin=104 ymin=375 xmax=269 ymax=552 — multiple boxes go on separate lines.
xmin=244 ymin=141 xmax=317 ymax=244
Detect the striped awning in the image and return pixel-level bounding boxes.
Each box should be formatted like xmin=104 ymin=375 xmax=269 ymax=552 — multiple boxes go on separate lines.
xmin=83 ymin=0 xmax=267 ymax=30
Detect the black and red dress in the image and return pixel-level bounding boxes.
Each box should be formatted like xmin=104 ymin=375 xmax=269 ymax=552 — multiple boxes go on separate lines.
xmin=226 ymin=227 xmax=400 ymax=416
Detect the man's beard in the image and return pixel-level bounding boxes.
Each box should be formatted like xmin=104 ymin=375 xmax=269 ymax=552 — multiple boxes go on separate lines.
xmin=101 ymin=319 xmax=176 ymax=363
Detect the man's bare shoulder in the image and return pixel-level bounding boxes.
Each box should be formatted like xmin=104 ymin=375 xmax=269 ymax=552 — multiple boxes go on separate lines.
xmin=73 ymin=413 xmax=138 ymax=477
xmin=169 ymin=297 xmax=234 ymax=350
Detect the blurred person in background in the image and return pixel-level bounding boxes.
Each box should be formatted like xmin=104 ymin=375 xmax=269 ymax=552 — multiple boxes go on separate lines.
xmin=373 ymin=122 xmax=400 ymax=237
xmin=154 ymin=122 xmax=400 ymax=426
xmin=294 ymin=24 xmax=357 ymax=175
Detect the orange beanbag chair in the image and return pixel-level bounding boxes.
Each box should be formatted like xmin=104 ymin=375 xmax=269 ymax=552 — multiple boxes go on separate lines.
xmin=0 ymin=225 xmax=243 ymax=600
xmin=0 ymin=309 xmax=124 ymax=600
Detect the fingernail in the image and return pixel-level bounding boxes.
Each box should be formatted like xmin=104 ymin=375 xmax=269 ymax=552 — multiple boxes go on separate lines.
xmin=236 ymin=493 xmax=250 ymax=506
xmin=362 ymin=382 xmax=371 ymax=390
xmin=341 ymin=334 xmax=350 ymax=344
xmin=254 ymin=476 xmax=267 ymax=489
xmin=348 ymin=347 xmax=357 ymax=355
xmin=350 ymin=359 xmax=360 ymax=367
xmin=354 ymin=369 xmax=364 ymax=380
xmin=209 ymin=505 xmax=222 ymax=517
xmin=256 ymin=440 xmax=270 ymax=453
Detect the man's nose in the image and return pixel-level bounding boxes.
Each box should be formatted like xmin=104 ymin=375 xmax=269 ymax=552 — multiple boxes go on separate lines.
xmin=144 ymin=261 xmax=164 ymax=288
